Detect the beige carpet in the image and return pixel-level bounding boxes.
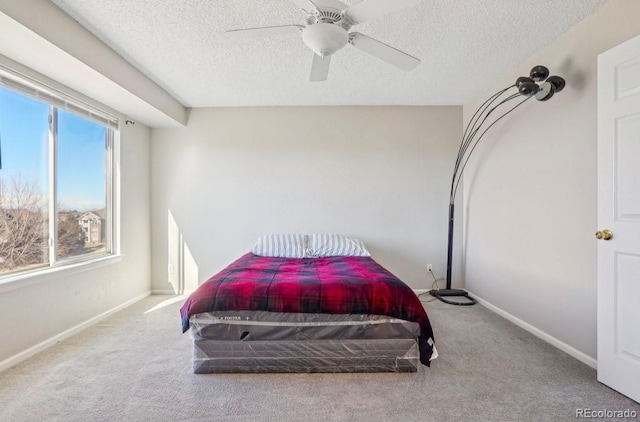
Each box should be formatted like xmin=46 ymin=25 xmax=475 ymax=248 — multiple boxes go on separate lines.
xmin=0 ymin=294 xmax=638 ymax=422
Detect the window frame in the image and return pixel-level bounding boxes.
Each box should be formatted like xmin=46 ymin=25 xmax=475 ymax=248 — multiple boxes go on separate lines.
xmin=0 ymin=65 xmax=121 ymax=283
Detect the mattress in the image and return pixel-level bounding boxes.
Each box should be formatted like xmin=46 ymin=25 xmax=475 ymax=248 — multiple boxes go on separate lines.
xmin=190 ymin=311 xmax=421 ymax=373
xmin=181 ymin=253 xmax=437 ymax=372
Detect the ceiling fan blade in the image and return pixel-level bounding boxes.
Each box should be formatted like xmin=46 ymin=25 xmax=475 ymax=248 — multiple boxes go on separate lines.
xmin=349 ymin=33 xmax=420 ymax=71
xmin=227 ymin=25 xmax=303 ymax=38
xmin=345 ymin=0 xmax=424 ymax=25
xmin=310 ymin=53 xmax=332 ymax=82
xmin=290 ymin=0 xmax=320 ymax=13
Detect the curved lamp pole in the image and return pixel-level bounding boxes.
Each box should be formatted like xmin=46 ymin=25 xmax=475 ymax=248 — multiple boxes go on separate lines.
xmin=430 ymin=65 xmax=566 ymax=306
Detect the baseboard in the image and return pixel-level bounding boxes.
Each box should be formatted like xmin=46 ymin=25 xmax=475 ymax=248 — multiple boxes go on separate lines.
xmin=413 ymin=288 xmax=431 ymax=296
xmin=151 ymin=289 xmax=195 ymax=295
xmin=0 ymin=291 xmax=151 ymax=373
xmin=468 ymin=290 xmax=597 ymax=369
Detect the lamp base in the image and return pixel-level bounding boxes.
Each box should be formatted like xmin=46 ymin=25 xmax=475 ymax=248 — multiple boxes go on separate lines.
xmin=429 ymin=289 xmax=477 ymax=306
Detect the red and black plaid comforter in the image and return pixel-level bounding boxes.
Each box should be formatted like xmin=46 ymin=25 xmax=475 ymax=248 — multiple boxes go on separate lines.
xmin=180 ymin=253 xmax=435 ymax=365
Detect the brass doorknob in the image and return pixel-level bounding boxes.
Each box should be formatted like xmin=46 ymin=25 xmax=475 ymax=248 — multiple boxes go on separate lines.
xmin=595 ymin=229 xmax=613 ymax=240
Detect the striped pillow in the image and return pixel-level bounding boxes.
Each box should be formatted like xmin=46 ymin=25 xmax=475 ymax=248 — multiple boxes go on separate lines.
xmin=251 ymin=234 xmax=309 ymax=258
xmin=308 ymin=234 xmax=370 ymax=257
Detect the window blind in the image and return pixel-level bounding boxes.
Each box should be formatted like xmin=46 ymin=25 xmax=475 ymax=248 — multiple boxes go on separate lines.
xmin=0 ymin=66 xmax=119 ymax=129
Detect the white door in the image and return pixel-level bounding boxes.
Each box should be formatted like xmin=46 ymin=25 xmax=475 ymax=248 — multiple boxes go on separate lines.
xmin=597 ymin=34 xmax=640 ymax=403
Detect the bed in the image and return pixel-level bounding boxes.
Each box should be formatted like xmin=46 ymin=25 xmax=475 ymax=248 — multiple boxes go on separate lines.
xmin=180 ymin=234 xmax=437 ymax=373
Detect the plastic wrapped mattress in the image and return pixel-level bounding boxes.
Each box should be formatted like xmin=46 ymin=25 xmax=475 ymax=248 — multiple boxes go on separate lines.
xmin=189 ymin=311 xmax=421 ymax=373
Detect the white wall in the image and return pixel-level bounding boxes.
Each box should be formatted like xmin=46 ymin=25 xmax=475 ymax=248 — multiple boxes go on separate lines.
xmin=0 ymin=121 xmax=152 ymax=365
xmin=462 ymin=0 xmax=640 ymax=361
xmin=151 ymin=106 xmax=462 ymax=292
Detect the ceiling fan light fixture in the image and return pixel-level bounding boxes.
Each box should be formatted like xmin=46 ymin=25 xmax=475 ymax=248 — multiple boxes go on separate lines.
xmin=302 ymin=23 xmax=348 ymax=57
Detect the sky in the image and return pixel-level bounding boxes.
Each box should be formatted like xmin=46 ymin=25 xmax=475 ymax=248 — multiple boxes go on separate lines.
xmin=0 ymin=86 xmax=106 ymax=211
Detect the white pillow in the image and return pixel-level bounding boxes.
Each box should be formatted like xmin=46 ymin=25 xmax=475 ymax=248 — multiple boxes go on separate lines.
xmin=307 ymin=234 xmax=371 ymax=257
xmin=251 ymin=234 xmax=308 ymax=258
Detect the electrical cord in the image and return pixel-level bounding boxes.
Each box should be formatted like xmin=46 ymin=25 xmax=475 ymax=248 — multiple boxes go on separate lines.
xmin=418 ymin=293 xmax=437 ymax=303
xmin=418 ymin=270 xmax=446 ymax=303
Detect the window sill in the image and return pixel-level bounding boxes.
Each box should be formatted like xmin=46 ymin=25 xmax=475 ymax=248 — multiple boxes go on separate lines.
xmin=0 ymin=254 xmax=123 ymax=295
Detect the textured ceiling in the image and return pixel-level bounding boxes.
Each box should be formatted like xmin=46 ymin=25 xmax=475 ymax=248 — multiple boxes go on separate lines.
xmin=50 ymin=0 xmax=609 ymax=108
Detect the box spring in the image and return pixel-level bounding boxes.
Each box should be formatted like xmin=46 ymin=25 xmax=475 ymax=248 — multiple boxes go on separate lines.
xmin=189 ymin=311 xmax=421 ymax=373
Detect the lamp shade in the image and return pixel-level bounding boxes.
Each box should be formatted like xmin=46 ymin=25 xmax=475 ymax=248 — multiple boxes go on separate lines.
xmin=535 ymin=81 xmax=555 ymax=101
xmin=302 ymin=23 xmax=349 ymax=57
xmin=530 ymin=65 xmax=549 ymax=82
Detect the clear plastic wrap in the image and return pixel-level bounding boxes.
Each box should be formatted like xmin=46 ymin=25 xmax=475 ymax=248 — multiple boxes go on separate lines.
xmin=189 ymin=311 xmax=421 ymax=373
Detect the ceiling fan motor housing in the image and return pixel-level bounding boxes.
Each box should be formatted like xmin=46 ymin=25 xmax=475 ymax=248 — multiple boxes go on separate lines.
xmin=302 ymin=23 xmax=349 ymax=57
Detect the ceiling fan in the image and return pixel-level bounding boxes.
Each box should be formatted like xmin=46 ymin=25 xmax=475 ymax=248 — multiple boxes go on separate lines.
xmin=227 ymin=0 xmax=425 ymax=81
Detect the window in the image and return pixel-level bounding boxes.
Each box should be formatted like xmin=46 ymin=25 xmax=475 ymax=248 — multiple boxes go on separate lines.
xmin=0 ymin=69 xmax=118 ymax=278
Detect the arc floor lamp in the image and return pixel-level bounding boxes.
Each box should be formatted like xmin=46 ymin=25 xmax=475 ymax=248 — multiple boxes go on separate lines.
xmin=430 ymin=65 xmax=566 ymax=306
